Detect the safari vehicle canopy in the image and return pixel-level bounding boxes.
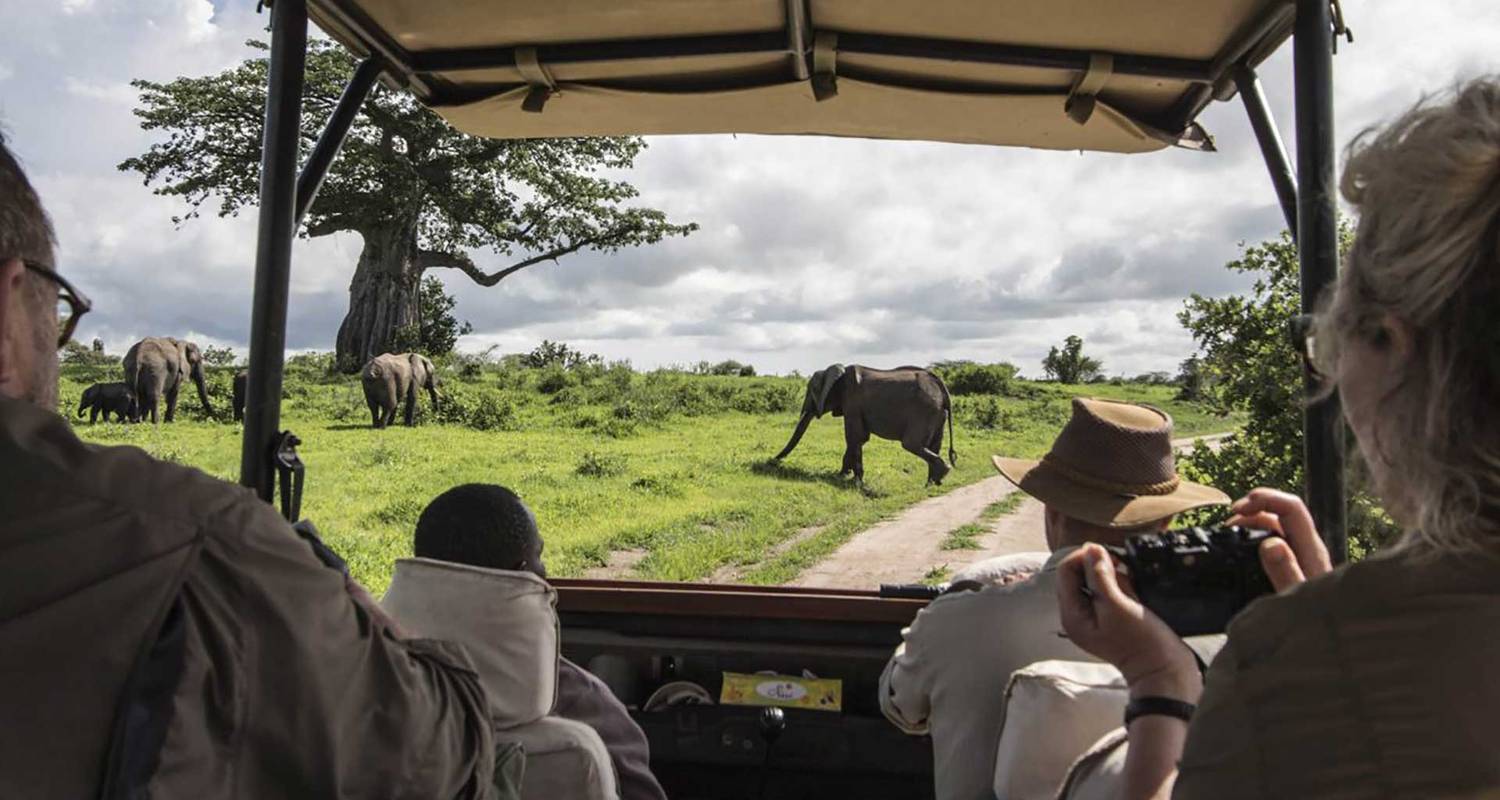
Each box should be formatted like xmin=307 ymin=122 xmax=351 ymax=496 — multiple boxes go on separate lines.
xmin=238 ymin=1 xmax=1348 ymax=796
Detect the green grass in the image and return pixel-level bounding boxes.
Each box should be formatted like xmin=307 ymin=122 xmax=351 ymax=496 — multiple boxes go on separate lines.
xmin=61 ymin=366 xmax=1236 ymax=593
xmin=938 ymin=493 xmax=1028 ymax=551
xmin=940 ymin=523 xmax=986 ymax=551
xmin=921 ymin=565 xmax=952 ymax=586
xmin=979 ymin=492 xmax=1027 ymax=521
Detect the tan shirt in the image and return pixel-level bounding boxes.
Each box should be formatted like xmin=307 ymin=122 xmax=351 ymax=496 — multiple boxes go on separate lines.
xmin=880 ymin=548 xmax=1099 ymax=800
xmin=0 ymin=397 xmax=494 ymax=798
xmin=1176 ymin=546 xmax=1500 ymax=799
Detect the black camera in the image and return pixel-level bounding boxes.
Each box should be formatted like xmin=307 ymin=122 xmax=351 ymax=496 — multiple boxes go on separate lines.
xmin=1112 ymin=525 xmax=1277 ymax=636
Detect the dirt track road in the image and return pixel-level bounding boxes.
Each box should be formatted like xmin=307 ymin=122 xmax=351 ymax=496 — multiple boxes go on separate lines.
xmin=787 ymin=433 xmax=1230 ymax=589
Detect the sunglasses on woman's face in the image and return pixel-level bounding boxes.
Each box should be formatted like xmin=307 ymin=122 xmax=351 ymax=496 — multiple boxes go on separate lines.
xmin=20 ymin=259 xmax=92 ymax=349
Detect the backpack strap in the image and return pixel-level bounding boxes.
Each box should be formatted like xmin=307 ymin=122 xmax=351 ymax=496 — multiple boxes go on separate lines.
xmin=96 ymin=532 xmax=207 ymax=800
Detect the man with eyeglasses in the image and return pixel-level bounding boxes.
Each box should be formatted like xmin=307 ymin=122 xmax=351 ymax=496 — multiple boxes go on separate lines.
xmin=0 ymin=138 xmax=498 ymax=795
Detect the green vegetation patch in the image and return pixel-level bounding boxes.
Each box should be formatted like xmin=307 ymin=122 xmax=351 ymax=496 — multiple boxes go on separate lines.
xmin=62 ymin=364 xmax=1233 ymax=593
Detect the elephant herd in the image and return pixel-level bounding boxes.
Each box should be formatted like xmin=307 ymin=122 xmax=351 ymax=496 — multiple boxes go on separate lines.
xmin=77 ymin=336 xmax=214 ymax=424
xmin=79 ymin=347 xmax=951 ymax=485
xmin=77 ymin=339 xmax=441 ymax=431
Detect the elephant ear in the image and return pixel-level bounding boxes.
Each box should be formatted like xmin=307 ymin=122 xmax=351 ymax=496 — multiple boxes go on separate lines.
xmin=815 ymin=364 xmax=846 ymax=415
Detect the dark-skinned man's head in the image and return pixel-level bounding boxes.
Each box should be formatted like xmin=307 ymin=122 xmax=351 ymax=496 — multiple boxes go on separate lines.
xmin=414 ymin=484 xmax=547 ymax=578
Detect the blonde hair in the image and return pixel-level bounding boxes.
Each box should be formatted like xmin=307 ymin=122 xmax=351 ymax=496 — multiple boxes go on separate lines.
xmin=1329 ymin=77 xmax=1500 ymax=554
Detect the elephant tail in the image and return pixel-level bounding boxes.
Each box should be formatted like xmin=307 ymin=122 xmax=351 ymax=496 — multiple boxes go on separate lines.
xmin=935 ymin=372 xmax=957 ymax=467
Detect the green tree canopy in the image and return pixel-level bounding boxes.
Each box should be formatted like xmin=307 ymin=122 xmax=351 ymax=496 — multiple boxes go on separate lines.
xmin=1176 ymin=230 xmax=1398 ymax=557
xmin=1041 ymin=335 xmax=1102 ymax=383
xmin=389 ymin=276 xmax=474 ymax=357
xmin=120 ymin=39 xmax=696 ymax=371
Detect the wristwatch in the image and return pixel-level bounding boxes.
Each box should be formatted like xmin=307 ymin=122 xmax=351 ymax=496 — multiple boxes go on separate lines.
xmin=1124 ymin=696 xmax=1196 ymax=727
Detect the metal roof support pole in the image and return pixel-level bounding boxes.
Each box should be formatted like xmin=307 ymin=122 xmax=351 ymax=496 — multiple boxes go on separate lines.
xmin=295 ymin=57 xmax=382 ymax=225
xmin=240 ymin=0 xmax=308 ymax=500
xmin=1293 ymin=0 xmax=1347 ymax=562
xmin=1234 ymin=64 xmax=1298 ymax=238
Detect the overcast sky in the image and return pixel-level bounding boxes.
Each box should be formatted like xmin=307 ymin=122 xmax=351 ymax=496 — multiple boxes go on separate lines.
xmin=3 ymin=1 xmax=1498 ymax=377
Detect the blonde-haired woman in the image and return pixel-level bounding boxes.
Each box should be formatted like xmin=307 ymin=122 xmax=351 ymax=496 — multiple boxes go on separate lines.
xmin=1058 ymin=77 xmax=1500 ymax=799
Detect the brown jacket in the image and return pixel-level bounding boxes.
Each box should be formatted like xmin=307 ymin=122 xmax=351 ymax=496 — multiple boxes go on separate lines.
xmin=1176 ymin=545 xmax=1500 ymax=799
xmin=0 ymin=397 xmax=494 ymax=798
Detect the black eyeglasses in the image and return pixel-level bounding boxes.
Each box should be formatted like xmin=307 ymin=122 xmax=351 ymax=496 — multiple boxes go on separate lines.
xmin=21 ymin=259 xmax=92 ymax=348
xmin=1289 ymin=313 xmax=1329 ymax=381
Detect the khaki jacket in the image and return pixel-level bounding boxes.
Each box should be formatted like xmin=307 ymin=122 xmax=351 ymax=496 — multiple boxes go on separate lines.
xmin=0 ymin=397 xmax=494 ymax=798
xmin=880 ymin=549 xmax=1100 ymax=800
xmin=1177 ymin=546 xmax=1500 ymax=799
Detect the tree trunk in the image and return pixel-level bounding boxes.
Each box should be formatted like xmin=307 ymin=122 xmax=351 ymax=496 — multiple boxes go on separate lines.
xmin=335 ymin=222 xmax=422 ymax=373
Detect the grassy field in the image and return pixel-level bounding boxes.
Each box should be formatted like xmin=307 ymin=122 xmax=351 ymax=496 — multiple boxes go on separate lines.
xmin=61 ymin=360 xmax=1236 ymax=594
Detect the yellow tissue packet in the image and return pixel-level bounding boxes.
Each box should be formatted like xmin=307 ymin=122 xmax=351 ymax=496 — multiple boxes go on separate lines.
xmin=719 ymin=672 xmax=842 ymax=713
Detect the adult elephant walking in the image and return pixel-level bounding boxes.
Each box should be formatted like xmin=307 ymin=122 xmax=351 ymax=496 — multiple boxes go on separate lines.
xmin=122 ymin=337 xmax=213 ymax=424
xmin=773 ymin=364 xmax=956 ymax=485
xmin=361 ymin=352 xmax=440 ymax=428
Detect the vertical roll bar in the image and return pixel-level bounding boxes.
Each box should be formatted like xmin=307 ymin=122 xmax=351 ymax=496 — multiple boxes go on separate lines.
xmin=295 ymin=57 xmax=382 ymax=225
xmin=1235 ymin=64 xmax=1299 ymax=238
xmin=241 ymin=0 xmax=308 ymax=500
xmin=1293 ymin=0 xmax=1347 ymax=562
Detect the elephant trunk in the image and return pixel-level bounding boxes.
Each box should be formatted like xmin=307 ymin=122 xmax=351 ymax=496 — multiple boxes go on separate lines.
xmin=773 ymin=412 xmax=814 ymax=461
xmin=192 ymin=365 xmax=213 ymax=414
xmin=77 ymin=391 xmax=89 ymax=417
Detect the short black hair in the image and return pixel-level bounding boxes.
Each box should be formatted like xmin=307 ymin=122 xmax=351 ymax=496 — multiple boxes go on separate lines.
xmin=414 ymin=484 xmax=539 ymax=570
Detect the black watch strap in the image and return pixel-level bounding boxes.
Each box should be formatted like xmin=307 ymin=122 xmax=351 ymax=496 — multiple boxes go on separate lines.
xmin=1124 ymin=696 xmax=1196 ymax=727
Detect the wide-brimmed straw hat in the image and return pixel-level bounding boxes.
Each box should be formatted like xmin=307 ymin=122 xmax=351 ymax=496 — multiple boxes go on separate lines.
xmin=991 ymin=398 xmax=1228 ymax=528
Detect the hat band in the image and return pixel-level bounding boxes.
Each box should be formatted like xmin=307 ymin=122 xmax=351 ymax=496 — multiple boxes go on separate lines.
xmin=1040 ymin=454 xmax=1182 ymax=497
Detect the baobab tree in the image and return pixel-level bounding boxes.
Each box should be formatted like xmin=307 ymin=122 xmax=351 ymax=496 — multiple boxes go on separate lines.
xmin=121 ymin=39 xmax=695 ymax=371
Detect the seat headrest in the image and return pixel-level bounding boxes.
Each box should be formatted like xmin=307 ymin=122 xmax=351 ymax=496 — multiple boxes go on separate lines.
xmin=993 ymin=660 xmax=1127 ymax=800
xmin=382 ymin=557 xmax=560 ymax=727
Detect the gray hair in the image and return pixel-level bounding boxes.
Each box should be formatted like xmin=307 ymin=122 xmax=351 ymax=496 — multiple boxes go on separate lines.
xmin=1328 ymin=77 xmax=1500 ymax=554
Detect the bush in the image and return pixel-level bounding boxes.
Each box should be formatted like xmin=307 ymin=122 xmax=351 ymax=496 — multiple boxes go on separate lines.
xmin=536 ymin=367 xmax=570 ymax=394
xmin=61 ymin=340 xmax=119 ymax=368
xmin=522 ymin=340 xmax=601 ymax=370
xmin=576 ymin=450 xmax=626 ymax=478
xmin=932 ymin=360 xmax=1019 ymax=395
xmin=1041 ymin=335 xmax=1102 ymax=384
xmin=469 ymin=392 xmax=517 ymax=431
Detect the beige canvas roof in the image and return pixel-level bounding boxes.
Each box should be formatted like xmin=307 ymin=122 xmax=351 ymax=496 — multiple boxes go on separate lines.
xmin=309 ymin=0 xmax=1298 ymax=153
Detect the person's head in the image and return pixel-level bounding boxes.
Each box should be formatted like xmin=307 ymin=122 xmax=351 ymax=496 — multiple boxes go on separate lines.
xmin=1322 ymin=77 xmax=1500 ymax=552
xmin=0 ymin=132 xmax=60 ymax=409
xmin=1043 ymin=507 xmax=1172 ymax=550
xmin=414 ymin=484 xmax=547 ymax=578
xmin=993 ymin=397 xmax=1228 ymax=551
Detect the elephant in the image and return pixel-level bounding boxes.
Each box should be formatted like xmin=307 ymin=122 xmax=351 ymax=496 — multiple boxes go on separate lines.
xmin=122 ymin=337 xmax=213 ymax=424
xmin=232 ymin=370 xmax=247 ymax=422
xmin=361 ymin=352 xmax=440 ymax=428
xmin=77 ymin=382 xmax=137 ymax=423
xmin=773 ymin=364 xmax=956 ymax=485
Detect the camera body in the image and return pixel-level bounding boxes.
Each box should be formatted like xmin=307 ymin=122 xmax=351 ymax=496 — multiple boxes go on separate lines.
xmin=1114 ymin=525 xmax=1277 ymax=636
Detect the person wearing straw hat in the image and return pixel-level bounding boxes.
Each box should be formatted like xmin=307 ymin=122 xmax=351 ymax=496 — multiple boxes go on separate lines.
xmin=879 ymin=397 xmax=1228 ymax=800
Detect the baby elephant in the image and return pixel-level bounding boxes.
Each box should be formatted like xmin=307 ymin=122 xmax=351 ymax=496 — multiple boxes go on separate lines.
xmin=78 ymin=382 xmax=138 ymax=423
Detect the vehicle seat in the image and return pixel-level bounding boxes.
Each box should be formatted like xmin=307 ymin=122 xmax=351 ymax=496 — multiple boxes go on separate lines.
xmin=1055 ymin=728 xmax=1128 ymax=800
xmin=991 ymin=660 xmax=1128 ymax=800
xmin=382 ymin=558 xmax=619 ymax=800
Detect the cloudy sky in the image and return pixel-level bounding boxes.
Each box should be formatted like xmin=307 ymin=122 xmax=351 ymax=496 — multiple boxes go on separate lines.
xmin=3 ymin=1 xmax=1498 ymax=377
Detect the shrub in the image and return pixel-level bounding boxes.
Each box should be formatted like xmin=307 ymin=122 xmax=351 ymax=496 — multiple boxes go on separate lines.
xmin=468 ymin=392 xmax=517 ymax=431
xmin=576 ymin=450 xmax=626 ymax=478
xmin=536 ymin=367 xmax=570 ymax=394
xmin=61 ymin=340 xmax=119 ymax=368
xmin=933 ymin=360 xmax=1019 ymax=395
xmin=1041 ymin=336 xmax=1102 ymax=384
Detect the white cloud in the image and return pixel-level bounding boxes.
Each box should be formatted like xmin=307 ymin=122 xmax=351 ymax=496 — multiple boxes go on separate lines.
xmin=6 ymin=0 xmax=1500 ymax=377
